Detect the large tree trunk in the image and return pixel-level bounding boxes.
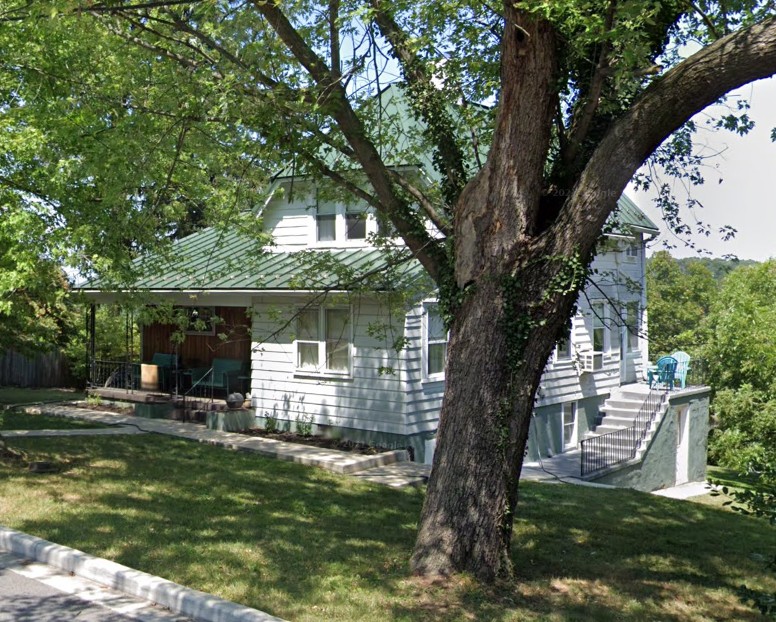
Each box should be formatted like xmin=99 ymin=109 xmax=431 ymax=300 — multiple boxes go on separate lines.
xmin=410 ymin=8 xmax=572 ymax=581
xmin=410 ymin=262 xmax=577 ymax=581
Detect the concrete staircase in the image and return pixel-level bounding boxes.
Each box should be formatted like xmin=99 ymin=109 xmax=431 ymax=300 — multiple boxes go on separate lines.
xmin=582 ymin=383 xmax=665 ymax=475
xmin=594 ymin=383 xmax=651 ymax=433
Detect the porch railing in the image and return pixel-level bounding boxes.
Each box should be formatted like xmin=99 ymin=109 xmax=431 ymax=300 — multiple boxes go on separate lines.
xmin=183 ymin=367 xmax=215 ymax=403
xmin=580 ymin=386 xmax=668 ymax=477
xmin=89 ymin=359 xmax=140 ymax=391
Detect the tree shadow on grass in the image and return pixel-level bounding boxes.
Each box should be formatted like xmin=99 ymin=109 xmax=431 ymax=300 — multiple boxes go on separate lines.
xmin=0 ymin=435 xmax=424 ymax=619
xmin=392 ymin=482 xmax=776 ymax=621
xmin=2 ymin=436 xmax=775 ymax=622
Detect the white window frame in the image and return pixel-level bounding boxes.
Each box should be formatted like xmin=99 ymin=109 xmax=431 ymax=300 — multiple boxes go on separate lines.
xmin=294 ymin=306 xmax=352 ymax=377
xmin=590 ymin=301 xmax=610 ymax=354
xmin=555 ymin=321 xmax=573 ymax=361
xmin=422 ymin=303 xmax=448 ymax=382
xmin=315 ymin=202 xmax=337 ymax=243
xmin=626 ymin=301 xmax=640 ymax=352
xmin=311 ymin=200 xmax=376 ymax=247
xmin=562 ymin=402 xmax=578 ymax=450
xmin=345 ymin=205 xmax=368 ymax=241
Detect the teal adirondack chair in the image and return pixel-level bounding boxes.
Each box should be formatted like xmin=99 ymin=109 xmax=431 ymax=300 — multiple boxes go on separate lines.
xmin=648 ymin=356 xmax=677 ymax=390
xmin=671 ymin=351 xmax=691 ymax=389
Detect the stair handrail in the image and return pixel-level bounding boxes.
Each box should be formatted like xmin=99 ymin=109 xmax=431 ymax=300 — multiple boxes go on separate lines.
xmin=181 ymin=366 xmax=215 ymax=415
xmin=580 ymin=385 xmax=669 ymax=476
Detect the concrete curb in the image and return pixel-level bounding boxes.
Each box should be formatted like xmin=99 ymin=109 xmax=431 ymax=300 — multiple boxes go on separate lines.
xmin=0 ymin=526 xmax=286 ymax=622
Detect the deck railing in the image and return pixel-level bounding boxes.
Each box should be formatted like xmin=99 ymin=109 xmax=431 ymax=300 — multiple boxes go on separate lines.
xmin=580 ymin=386 xmax=668 ymax=476
xmin=183 ymin=367 xmax=215 ymax=404
xmin=89 ymin=359 xmax=140 ymax=391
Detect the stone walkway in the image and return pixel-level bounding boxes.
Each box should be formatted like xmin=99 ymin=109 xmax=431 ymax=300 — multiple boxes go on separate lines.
xmin=13 ymin=403 xmax=713 ymax=496
xmin=18 ymin=404 xmax=421 ymax=485
xmin=14 ymin=403 xmax=586 ymax=487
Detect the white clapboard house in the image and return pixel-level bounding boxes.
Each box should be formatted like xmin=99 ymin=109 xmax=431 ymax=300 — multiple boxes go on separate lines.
xmin=80 ymin=85 xmax=710 ymax=489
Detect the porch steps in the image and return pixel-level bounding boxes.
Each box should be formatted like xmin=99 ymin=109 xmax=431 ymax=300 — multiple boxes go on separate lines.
xmin=581 ymin=384 xmax=668 ymax=477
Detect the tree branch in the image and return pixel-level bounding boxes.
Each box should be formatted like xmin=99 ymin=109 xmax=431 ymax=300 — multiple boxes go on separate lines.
xmin=92 ymin=10 xmax=359 ymax=165
xmin=96 ymin=14 xmax=202 ymax=72
xmin=87 ymin=0 xmax=200 ymax=13
xmin=158 ymin=10 xmax=284 ymax=92
xmin=329 ymin=0 xmax=341 ymax=80
xmin=559 ymin=15 xmax=776 ymax=257
xmin=249 ymin=0 xmax=449 ymax=284
xmin=563 ymin=0 xmax=616 ymax=171
xmin=370 ymin=0 xmax=469 ymax=209
xmin=385 ymin=169 xmax=452 ymax=237
xmin=686 ymin=0 xmax=723 ymax=40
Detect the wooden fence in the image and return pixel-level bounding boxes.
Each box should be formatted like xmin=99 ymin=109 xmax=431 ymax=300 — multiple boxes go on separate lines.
xmin=0 ymin=349 xmax=74 ymax=388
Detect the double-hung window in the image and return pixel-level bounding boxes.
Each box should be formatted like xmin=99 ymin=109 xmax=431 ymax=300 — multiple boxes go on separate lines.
xmin=296 ymin=307 xmax=351 ymax=375
xmin=316 ymin=203 xmax=337 ymax=242
xmin=424 ymin=304 xmax=448 ymax=379
xmin=313 ymin=199 xmax=371 ymax=244
xmin=556 ymin=323 xmax=573 ymax=361
xmin=591 ymin=302 xmax=607 ymax=353
xmin=345 ymin=206 xmax=367 ymax=240
xmin=626 ymin=301 xmax=640 ymax=351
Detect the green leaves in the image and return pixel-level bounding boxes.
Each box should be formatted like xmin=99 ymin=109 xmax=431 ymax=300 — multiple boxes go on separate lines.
xmin=646 ymin=251 xmax=718 ymax=359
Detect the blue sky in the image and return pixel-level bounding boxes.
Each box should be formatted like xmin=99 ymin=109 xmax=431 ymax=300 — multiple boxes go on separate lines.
xmin=630 ymin=76 xmax=776 ymax=262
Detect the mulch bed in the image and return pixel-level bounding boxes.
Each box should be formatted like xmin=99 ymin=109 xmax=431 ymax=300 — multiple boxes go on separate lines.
xmin=75 ymin=402 xmax=394 ymax=455
xmin=238 ymin=428 xmax=393 ymax=455
xmin=76 ymin=402 xmax=135 ymax=416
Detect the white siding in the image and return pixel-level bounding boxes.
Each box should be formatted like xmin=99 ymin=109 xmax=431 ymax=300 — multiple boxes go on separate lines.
xmin=538 ymin=235 xmax=646 ymax=408
xmin=249 ymin=294 xmax=409 ymax=435
xmin=261 ymin=181 xmax=316 ymax=250
xmin=262 ymin=180 xmax=396 ymax=250
xmin=246 ymin=221 xmax=648 ymax=449
xmin=403 ymin=303 xmax=445 ymax=436
xmin=401 ymin=236 xmax=648 ymax=440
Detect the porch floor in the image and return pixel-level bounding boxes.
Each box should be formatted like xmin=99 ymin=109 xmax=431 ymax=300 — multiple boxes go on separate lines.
xmin=88 ymin=387 xmax=233 ymax=418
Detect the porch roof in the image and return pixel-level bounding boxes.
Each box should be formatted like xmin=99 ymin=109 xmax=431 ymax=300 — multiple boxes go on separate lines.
xmin=78 ymin=228 xmax=426 ymax=295
xmin=612 ymin=194 xmax=659 ymax=234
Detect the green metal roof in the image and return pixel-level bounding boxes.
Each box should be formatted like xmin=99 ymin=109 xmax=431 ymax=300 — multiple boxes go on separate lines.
xmin=79 ymin=227 xmax=425 ymax=293
xmin=78 ymin=192 xmax=656 ymax=295
xmin=612 ymin=195 xmax=660 ymax=234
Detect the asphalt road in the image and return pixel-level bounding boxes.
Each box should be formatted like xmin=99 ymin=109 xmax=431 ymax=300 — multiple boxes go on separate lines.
xmin=0 ymin=551 xmax=190 ymax=622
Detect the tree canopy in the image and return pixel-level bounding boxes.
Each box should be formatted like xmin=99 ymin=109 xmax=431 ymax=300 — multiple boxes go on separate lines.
xmin=3 ymin=0 xmax=776 ymax=582
xmin=646 ymin=251 xmax=718 ymax=358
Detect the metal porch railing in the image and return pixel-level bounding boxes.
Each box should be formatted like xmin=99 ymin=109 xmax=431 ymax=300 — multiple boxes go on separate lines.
xmin=580 ymin=386 xmax=669 ymax=477
xmin=89 ymin=359 xmax=140 ymax=391
xmin=181 ymin=367 xmax=215 ymax=410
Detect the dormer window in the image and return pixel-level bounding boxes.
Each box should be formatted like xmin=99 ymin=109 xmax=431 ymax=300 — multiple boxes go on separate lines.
xmin=312 ymin=200 xmax=376 ymax=246
xmin=316 ymin=203 xmax=337 ymax=242
xmin=345 ymin=206 xmax=367 ymax=240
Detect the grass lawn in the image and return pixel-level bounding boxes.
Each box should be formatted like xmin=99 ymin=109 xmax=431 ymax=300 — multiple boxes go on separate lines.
xmin=1 ymin=434 xmax=774 ymax=621
xmin=0 ymin=411 xmax=107 ymax=431
xmin=0 ymin=387 xmax=84 ymax=406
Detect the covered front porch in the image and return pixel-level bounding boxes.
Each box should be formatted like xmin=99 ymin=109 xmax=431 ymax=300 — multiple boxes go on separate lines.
xmin=84 ymin=300 xmax=253 ymax=421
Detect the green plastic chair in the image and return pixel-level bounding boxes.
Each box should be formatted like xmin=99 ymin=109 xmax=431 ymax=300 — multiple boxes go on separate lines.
xmin=648 ymin=356 xmax=677 ymax=390
xmin=671 ymin=351 xmax=691 ymax=389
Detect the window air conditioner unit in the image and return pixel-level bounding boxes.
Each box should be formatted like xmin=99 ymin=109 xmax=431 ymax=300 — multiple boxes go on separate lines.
xmin=580 ymin=351 xmax=603 ymax=373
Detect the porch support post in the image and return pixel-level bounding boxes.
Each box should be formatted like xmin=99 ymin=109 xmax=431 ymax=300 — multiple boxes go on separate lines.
xmin=88 ymin=304 xmax=96 ymax=387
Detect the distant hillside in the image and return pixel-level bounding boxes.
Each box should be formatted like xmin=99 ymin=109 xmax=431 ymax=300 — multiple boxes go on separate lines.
xmin=671 ymin=256 xmax=758 ymax=281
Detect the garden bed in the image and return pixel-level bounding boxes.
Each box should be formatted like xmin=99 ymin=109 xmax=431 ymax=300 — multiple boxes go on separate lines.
xmin=239 ymin=428 xmax=393 ymax=454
